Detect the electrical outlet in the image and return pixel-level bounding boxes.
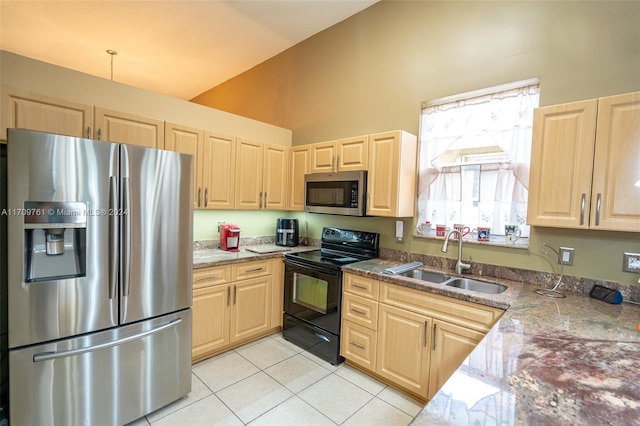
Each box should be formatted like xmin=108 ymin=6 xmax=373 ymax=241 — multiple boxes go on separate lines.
xmin=558 ymin=247 xmax=574 ymax=266
xmin=217 ymin=221 xmax=225 ymax=232
xmin=623 ymin=252 xmax=640 ymax=273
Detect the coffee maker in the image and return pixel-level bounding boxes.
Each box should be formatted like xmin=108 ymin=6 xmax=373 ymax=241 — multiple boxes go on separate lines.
xmin=276 ymin=218 xmax=299 ymax=247
xmin=220 ymin=224 xmax=241 ymax=252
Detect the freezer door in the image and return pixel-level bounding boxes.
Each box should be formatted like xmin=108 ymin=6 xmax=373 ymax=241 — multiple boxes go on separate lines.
xmin=120 ymin=144 xmax=193 ymax=324
xmin=7 ymin=129 xmax=119 ymax=348
xmin=9 ymin=309 xmax=192 ymax=426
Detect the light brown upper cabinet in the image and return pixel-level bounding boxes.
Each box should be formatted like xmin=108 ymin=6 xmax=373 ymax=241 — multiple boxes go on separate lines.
xmin=235 ymin=138 xmax=287 ymax=210
xmin=165 ymin=123 xmax=236 ymax=210
xmin=289 ymin=146 xmax=310 ymax=211
xmin=94 ymin=107 xmax=164 ymax=149
xmin=528 ymin=91 xmax=640 ymax=232
xmin=165 ymin=123 xmax=202 ymax=209
xmin=309 ymin=135 xmax=368 ymax=173
xmin=367 ymin=130 xmax=417 ymax=217
xmin=1 ymin=87 xmax=93 ymax=141
xmin=202 ymin=132 xmax=236 ymax=209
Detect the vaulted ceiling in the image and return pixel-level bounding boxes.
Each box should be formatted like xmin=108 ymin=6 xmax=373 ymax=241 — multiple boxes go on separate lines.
xmin=0 ymin=0 xmax=377 ymax=99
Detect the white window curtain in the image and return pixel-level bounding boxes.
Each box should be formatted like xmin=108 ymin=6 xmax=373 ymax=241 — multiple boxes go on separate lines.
xmin=417 ymin=83 xmax=540 ymax=237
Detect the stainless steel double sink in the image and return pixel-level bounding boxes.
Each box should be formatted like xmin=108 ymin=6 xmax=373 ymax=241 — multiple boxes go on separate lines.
xmin=397 ymin=269 xmax=507 ymax=294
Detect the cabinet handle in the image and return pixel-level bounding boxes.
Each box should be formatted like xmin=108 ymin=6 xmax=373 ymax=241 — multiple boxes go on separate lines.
xmin=336 ymin=155 xmax=340 ymax=171
xmin=259 ymin=192 xmax=263 ymax=209
xmin=86 ymin=127 xmax=91 ymax=139
xmin=366 ymin=193 xmax=371 ymax=212
xmin=197 ymin=188 xmax=202 ymax=208
xmin=423 ymin=321 xmax=428 ymax=347
xmin=331 ymin=156 xmax=335 ymax=171
xmin=227 ymin=286 xmax=230 ymax=307
xmin=233 ymin=285 xmax=237 ymax=305
xmin=350 ymin=308 xmax=367 ymax=316
xmin=246 ymin=267 xmax=264 ymax=273
xmin=204 ymin=187 xmax=209 ymax=208
xmin=432 ymin=323 xmax=437 ymax=350
xmin=580 ymin=193 xmax=586 ymax=225
xmin=195 ymin=275 xmax=220 ymax=282
xmin=595 ymin=193 xmax=601 ymax=226
xmin=353 ymin=284 xmax=368 ymax=290
xmin=97 ymin=128 xmax=102 ymax=141
xmin=264 ymin=192 xmax=267 ymax=209
xmin=349 ymin=341 xmax=365 ymax=350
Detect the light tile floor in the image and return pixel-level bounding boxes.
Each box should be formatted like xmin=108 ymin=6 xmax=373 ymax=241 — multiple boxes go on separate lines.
xmin=128 ymin=333 xmax=423 ymax=426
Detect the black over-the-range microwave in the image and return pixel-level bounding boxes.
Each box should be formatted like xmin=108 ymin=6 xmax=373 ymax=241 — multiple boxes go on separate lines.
xmin=304 ymin=170 xmax=367 ymax=216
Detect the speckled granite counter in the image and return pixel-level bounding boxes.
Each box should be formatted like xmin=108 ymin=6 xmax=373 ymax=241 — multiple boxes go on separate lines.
xmin=193 ymin=244 xmax=316 ymax=269
xmin=342 ymin=259 xmax=640 ymax=425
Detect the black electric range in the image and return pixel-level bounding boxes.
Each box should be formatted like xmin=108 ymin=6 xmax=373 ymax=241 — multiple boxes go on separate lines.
xmin=282 ymin=227 xmax=379 ymax=364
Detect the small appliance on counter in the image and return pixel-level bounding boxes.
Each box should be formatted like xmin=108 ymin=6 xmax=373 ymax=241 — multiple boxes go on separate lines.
xmin=276 ymin=218 xmax=299 ymax=247
xmin=220 ymin=224 xmax=241 ymax=251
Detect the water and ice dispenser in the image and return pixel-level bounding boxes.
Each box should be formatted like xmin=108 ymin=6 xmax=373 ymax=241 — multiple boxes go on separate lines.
xmin=23 ymin=201 xmax=87 ymax=282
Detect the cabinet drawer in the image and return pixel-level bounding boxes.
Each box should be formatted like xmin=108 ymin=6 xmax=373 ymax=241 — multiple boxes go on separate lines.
xmin=341 ymin=320 xmax=377 ymax=372
xmin=193 ymin=265 xmax=231 ymax=289
xmin=343 ymin=274 xmax=379 ymax=300
xmin=232 ymin=259 xmax=272 ymax=280
xmin=342 ymin=292 xmax=378 ymax=331
xmin=379 ymin=282 xmax=503 ymax=333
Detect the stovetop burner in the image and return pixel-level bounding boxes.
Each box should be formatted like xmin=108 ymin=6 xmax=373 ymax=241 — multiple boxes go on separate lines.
xmin=284 ymin=227 xmax=379 ymax=269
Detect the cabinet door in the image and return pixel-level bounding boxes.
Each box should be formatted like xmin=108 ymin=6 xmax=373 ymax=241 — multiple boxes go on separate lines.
xmin=230 ymin=277 xmax=272 ymax=343
xmin=591 ymin=92 xmax=640 ymax=232
xmin=376 ymin=304 xmax=431 ymax=398
xmin=165 ymin=122 xmax=202 ymax=209
xmin=341 ymin=320 xmax=377 ymax=372
xmin=263 ymin=144 xmax=288 ymax=210
xmin=309 ymin=140 xmax=337 ymax=173
xmin=192 ymin=284 xmax=230 ymax=361
xmin=271 ymin=259 xmax=285 ymax=329
xmin=202 ymin=132 xmax=236 ymax=209
xmin=527 ymin=100 xmax=598 ymax=228
xmin=94 ymin=107 xmax=164 ymax=149
xmin=235 ymin=138 xmax=264 ymax=209
xmin=289 ymin=146 xmax=310 ymax=211
xmin=367 ymin=131 xmax=417 ymax=217
xmin=2 ymin=88 xmax=93 ymax=140
xmin=428 ymin=320 xmax=484 ymax=399
xmin=337 ymin=135 xmax=368 ymax=171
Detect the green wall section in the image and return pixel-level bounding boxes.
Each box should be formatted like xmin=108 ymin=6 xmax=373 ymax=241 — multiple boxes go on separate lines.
xmin=193 ymin=209 xmax=303 ymax=241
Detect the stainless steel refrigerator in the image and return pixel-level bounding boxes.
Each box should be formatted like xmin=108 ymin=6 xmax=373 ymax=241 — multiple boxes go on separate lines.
xmin=5 ymin=128 xmax=194 ymax=425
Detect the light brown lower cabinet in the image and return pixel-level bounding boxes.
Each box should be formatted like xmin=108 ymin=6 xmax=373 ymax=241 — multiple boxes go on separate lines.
xmin=427 ymin=319 xmax=484 ymax=399
xmin=376 ymin=304 xmax=431 ymax=397
xmin=341 ymin=274 xmax=503 ymax=401
xmin=192 ymin=259 xmax=280 ymax=363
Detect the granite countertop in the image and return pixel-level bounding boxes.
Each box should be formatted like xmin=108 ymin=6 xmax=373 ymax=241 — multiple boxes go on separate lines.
xmin=342 ymin=259 xmax=640 ymax=425
xmin=193 ymin=244 xmax=317 ymax=269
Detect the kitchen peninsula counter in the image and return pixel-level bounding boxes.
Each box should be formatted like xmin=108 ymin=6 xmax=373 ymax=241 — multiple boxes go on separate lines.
xmin=193 ymin=244 xmax=316 ymax=269
xmin=342 ymin=259 xmax=640 ymax=425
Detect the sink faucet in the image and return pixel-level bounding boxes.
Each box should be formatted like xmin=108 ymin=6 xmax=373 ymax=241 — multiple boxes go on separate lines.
xmin=441 ymin=229 xmax=472 ymax=275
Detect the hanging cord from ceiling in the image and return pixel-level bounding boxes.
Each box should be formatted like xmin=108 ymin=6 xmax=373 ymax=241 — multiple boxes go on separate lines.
xmin=535 ymin=243 xmax=566 ymax=298
xmin=106 ymin=49 xmax=117 ymax=81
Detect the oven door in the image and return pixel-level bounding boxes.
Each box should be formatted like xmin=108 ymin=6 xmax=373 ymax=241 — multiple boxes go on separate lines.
xmin=283 ymin=258 xmax=342 ymax=335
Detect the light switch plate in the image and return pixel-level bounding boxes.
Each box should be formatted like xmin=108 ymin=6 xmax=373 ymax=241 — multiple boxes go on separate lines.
xmin=395 ymin=220 xmax=404 ymax=243
xmin=558 ymin=247 xmax=574 ymax=266
xmin=623 ymin=252 xmax=640 ymax=273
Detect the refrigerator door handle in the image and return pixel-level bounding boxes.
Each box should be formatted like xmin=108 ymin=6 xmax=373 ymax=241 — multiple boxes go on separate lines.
xmin=122 ymin=176 xmax=131 ymax=297
xmin=32 ymin=318 xmax=183 ymax=362
xmin=109 ymin=176 xmax=118 ymax=300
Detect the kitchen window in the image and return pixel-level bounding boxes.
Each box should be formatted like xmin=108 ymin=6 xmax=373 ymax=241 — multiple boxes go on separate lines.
xmin=416 ymin=79 xmax=540 ymax=242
